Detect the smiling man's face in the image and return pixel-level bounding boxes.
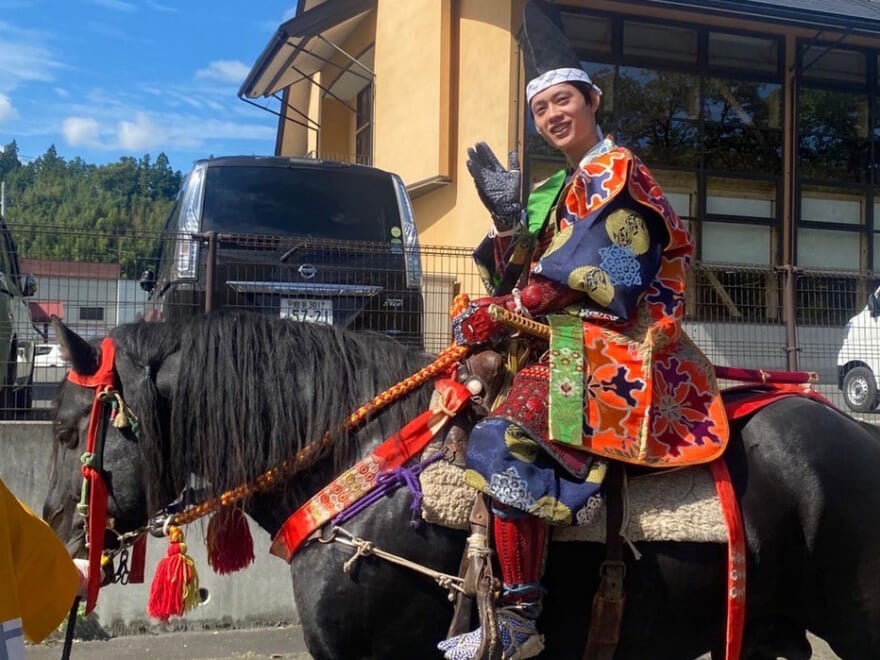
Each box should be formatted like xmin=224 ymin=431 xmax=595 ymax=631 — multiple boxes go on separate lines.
xmin=530 ymin=82 xmax=600 ymax=164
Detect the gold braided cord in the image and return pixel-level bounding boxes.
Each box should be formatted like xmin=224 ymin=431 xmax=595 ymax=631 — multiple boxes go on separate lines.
xmin=171 ymin=343 xmax=470 ymax=526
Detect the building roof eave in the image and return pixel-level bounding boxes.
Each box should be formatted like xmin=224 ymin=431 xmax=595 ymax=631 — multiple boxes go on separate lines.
xmin=239 ymin=0 xmax=376 ymax=100
xmin=636 ymin=0 xmax=880 ymax=38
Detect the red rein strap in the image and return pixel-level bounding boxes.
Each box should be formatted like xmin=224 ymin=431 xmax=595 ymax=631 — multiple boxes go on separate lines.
xmin=714 ymin=365 xmax=818 ymax=385
xmin=710 ymin=458 xmax=746 ymax=660
xmin=66 ymin=338 xmax=116 ymax=614
xmin=270 ymin=377 xmax=473 ymax=562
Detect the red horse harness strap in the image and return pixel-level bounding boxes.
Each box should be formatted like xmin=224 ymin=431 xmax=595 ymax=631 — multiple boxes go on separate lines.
xmin=270 ymin=377 xmax=473 ymax=562
xmin=66 ymin=338 xmax=146 ymax=614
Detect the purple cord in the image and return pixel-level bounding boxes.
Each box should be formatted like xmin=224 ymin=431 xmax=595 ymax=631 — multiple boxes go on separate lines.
xmin=331 ymin=451 xmax=447 ymax=528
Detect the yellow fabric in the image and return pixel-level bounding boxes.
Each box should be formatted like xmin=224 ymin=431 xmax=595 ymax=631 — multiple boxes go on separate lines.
xmin=0 ymin=477 xmax=79 ymax=643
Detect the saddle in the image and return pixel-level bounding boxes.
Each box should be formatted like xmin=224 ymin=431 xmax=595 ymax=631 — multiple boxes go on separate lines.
xmin=440 ymin=350 xmax=817 ymax=660
xmin=443 ymin=348 xmax=625 ymax=660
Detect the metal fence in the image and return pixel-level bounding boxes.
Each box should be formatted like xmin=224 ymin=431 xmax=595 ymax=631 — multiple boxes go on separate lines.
xmin=1 ymin=223 xmax=873 ymax=419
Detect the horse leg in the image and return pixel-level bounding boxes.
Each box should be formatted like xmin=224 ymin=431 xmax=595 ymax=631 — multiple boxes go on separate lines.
xmin=734 ymin=401 xmax=880 ymax=659
xmin=543 ymin=540 xmax=728 ymax=659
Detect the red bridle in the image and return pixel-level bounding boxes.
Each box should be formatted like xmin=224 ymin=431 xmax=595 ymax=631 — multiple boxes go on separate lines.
xmin=66 ymin=337 xmax=145 ymax=613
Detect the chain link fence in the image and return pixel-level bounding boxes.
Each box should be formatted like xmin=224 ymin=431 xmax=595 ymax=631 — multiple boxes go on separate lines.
xmin=1 ymin=223 xmax=870 ymax=418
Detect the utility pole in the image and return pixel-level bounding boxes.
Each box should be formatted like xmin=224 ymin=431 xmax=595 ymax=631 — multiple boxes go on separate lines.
xmin=1 ymin=180 xmax=5 ymax=217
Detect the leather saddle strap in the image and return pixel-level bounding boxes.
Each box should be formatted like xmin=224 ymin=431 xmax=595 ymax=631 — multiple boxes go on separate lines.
xmin=448 ymin=493 xmax=503 ymax=660
xmin=584 ymin=463 xmax=626 ymax=660
xmin=447 ymin=493 xmax=491 ymax=637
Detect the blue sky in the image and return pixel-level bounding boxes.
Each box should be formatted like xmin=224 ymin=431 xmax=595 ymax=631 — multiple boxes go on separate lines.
xmin=0 ymin=0 xmax=299 ymax=174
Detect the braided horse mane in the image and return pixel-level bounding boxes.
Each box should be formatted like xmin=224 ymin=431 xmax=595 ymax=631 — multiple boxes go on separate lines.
xmin=109 ymin=311 xmax=432 ymax=514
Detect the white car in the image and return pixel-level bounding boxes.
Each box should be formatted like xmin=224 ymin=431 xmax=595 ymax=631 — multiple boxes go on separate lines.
xmin=34 ymin=343 xmax=67 ymax=368
xmin=837 ymin=285 xmax=880 ymax=412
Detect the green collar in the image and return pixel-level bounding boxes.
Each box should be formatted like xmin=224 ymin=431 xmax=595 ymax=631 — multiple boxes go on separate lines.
xmin=525 ymin=168 xmax=567 ymax=235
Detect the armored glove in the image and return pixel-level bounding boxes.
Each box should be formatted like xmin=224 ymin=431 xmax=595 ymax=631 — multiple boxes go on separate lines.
xmin=452 ymin=295 xmax=514 ymax=347
xmin=466 ymin=142 xmax=523 ymax=232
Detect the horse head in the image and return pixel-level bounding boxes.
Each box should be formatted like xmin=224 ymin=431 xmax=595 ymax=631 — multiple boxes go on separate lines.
xmin=43 ymin=317 xmax=177 ymax=557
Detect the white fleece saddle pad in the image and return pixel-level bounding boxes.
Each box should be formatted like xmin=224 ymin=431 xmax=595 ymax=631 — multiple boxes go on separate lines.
xmin=419 ymin=460 xmax=727 ymax=544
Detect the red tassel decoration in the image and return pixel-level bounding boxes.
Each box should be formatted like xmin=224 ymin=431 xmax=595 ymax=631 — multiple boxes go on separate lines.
xmin=148 ymin=525 xmax=200 ymax=621
xmin=206 ymin=507 xmax=255 ymax=575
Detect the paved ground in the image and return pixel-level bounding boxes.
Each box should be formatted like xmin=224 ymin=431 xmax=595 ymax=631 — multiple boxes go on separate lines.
xmin=28 ymin=626 xmax=312 ymax=660
xmin=28 ymin=625 xmax=841 ymax=659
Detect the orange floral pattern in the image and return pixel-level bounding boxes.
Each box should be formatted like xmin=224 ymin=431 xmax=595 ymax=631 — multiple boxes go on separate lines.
xmin=548 ymin=140 xmax=728 ymax=466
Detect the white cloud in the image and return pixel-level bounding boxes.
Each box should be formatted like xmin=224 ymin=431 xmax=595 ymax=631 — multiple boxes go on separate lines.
xmin=117 ymin=112 xmax=164 ymax=150
xmin=55 ymin=87 xmax=69 ymax=98
xmin=195 ymin=60 xmax=251 ymax=84
xmin=0 ymin=35 xmax=64 ymax=93
xmin=88 ymin=0 xmax=136 ymax=11
xmin=52 ymin=90 xmax=277 ymax=164
xmin=0 ymin=93 xmax=17 ymax=121
xmin=62 ymin=116 xmax=101 ymax=147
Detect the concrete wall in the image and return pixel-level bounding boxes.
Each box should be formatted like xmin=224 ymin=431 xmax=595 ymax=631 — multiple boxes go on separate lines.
xmin=0 ymin=422 xmax=299 ymax=633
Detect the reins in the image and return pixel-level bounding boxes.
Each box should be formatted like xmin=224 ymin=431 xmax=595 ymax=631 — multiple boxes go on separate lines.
xmin=65 ymin=338 xmax=127 ymax=616
xmin=64 ymin=336 xmax=469 ymax=623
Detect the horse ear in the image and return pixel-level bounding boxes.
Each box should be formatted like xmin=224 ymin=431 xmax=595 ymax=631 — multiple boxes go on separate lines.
xmin=51 ymin=315 xmax=99 ymax=376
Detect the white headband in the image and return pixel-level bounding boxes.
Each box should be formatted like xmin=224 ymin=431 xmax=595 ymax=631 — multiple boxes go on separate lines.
xmin=526 ymin=67 xmax=602 ymax=104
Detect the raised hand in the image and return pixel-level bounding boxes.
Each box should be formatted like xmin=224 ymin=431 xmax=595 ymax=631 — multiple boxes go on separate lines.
xmin=466 ymin=142 xmax=523 ymax=232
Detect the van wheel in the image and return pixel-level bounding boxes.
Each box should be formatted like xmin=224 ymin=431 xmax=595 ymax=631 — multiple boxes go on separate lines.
xmin=843 ymin=366 xmax=878 ymax=412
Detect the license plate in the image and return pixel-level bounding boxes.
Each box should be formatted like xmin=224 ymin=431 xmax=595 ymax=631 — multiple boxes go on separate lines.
xmin=280 ymin=298 xmax=333 ymax=324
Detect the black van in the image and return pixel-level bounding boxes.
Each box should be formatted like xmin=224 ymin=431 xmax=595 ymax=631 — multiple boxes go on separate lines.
xmin=141 ymin=156 xmax=424 ymax=348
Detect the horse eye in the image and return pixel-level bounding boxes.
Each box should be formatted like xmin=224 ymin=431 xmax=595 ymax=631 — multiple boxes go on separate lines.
xmin=55 ymin=428 xmax=80 ymax=449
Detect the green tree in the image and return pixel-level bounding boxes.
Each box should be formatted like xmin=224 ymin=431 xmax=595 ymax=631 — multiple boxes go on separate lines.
xmin=0 ymin=140 xmax=21 ymax=181
xmin=2 ymin=144 xmax=183 ymax=277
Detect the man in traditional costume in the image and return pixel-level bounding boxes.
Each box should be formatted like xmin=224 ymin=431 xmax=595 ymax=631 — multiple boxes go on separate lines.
xmin=0 ymin=477 xmax=88 ymax=660
xmin=439 ymin=1 xmax=728 ymax=658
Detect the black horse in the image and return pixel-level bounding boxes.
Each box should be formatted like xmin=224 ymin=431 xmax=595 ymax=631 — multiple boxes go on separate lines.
xmin=43 ymin=311 xmax=880 ymax=659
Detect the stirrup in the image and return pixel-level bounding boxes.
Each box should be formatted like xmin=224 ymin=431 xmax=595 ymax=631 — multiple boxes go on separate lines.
xmin=437 ymin=608 xmax=545 ymax=660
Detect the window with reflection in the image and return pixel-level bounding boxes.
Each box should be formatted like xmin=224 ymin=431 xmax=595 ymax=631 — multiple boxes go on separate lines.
xmin=802 ymin=46 xmax=866 ymax=85
xmin=797 ymin=228 xmax=862 ymax=270
xmin=703 ymin=78 xmax=783 ymax=174
xmin=623 ymin=21 xmax=697 ymax=64
xmin=614 ymin=67 xmax=700 ymax=168
xmin=798 ymin=187 xmax=865 ymax=270
xmin=709 ymin=32 xmax=779 ymax=73
xmin=801 ymin=185 xmax=863 ymax=225
xmin=798 ymin=88 xmax=869 ymax=182
xmin=561 ymin=12 xmax=611 ymax=56
xmin=707 ymin=176 xmax=777 ymax=221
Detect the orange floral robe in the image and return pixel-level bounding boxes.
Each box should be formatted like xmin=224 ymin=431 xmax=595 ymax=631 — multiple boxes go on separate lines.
xmin=474 ymin=137 xmax=729 ymax=468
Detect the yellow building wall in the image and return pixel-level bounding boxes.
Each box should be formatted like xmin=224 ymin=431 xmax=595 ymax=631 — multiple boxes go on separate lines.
xmin=373 ymin=0 xmax=451 ymax=184
xmin=319 ymin=97 xmax=354 ymax=161
xmin=277 ymin=83 xmax=314 ymax=157
xmin=372 ymin=0 xmax=516 ymax=273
